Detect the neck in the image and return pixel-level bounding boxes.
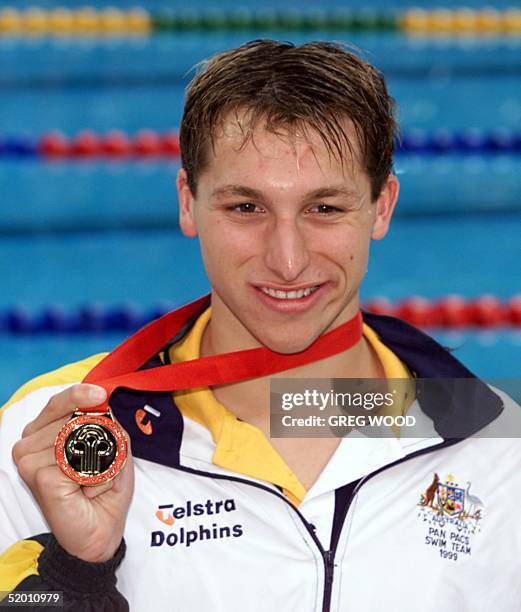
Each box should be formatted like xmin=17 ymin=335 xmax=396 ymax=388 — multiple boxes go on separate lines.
xmin=199 ymin=295 xmax=384 ymax=431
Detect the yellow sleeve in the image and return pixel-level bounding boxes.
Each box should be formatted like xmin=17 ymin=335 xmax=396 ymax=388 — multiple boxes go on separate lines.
xmin=0 ymin=539 xmax=43 ymax=595
xmin=0 ymin=353 xmax=108 ymax=423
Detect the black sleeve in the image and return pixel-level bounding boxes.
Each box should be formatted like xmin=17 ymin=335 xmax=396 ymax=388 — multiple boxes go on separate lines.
xmin=7 ymin=533 xmax=128 ymax=611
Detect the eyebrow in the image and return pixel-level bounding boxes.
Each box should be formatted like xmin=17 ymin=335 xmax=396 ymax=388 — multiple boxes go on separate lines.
xmin=306 ymin=186 xmax=359 ymax=200
xmin=211 ymin=184 xmax=358 ymax=201
xmin=212 ymin=185 xmax=264 ymax=200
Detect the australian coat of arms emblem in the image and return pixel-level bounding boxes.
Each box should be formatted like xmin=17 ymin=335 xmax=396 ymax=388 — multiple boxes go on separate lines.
xmin=418 ymin=473 xmax=483 ymax=521
xmin=417 ymin=472 xmax=484 ymax=561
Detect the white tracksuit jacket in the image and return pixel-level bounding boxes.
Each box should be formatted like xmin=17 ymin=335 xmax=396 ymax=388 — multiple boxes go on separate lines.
xmin=0 ymin=310 xmax=520 ymax=612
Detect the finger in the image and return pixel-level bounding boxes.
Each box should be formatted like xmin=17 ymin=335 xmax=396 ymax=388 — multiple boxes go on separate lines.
xmin=16 ymin=447 xmax=60 ymax=489
xmin=82 ymin=479 xmax=115 ymax=499
xmin=23 ymin=384 xmax=107 ymax=437
xmin=18 ymin=447 xmax=117 ymax=500
xmin=12 ymin=415 xmax=70 ymax=465
xmin=32 ymin=464 xmax=81 ymax=503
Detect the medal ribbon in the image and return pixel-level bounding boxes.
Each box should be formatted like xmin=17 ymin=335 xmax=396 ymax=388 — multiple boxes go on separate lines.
xmin=82 ymin=293 xmax=364 ymax=412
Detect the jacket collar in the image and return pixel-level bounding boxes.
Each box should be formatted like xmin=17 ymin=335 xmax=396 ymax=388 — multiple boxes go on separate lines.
xmin=362 ymin=311 xmax=503 ymax=438
xmin=163 ymin=302 xmax=504 ymax=440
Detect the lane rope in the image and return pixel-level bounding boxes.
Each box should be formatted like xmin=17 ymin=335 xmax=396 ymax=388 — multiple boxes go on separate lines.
xmin=1 ymin=129 xmax=520 ymax=160
xmin=0 ymin=8 xmax=520 ymax=36
xmin=2 ymin=296 xmax=521 ymax=334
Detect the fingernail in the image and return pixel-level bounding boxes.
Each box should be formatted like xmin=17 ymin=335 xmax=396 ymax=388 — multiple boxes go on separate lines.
xmin=88 ymin=386 xmax=107 ymax=402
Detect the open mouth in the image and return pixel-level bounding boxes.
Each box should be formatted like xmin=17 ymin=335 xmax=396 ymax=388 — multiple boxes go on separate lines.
xmin=259 ymin=285 xmax=321 ymax=300
xmin=252 ymin=282 xmax=327 ymax=313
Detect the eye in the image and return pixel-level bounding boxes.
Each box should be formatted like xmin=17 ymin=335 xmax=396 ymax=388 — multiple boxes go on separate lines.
xmin=307 ymin=204 xmax=343 ymax=215
xmin=228 ymin=203 xmax=265 ymax=215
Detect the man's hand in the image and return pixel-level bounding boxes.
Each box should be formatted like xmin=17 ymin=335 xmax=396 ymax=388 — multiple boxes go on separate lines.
xmin=11 ymin=383 xmax=135 ymax=563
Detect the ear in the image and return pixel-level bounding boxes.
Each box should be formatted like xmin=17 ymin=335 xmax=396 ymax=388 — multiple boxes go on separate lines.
xmin=177 ymin=168 xmax=198 ymax=237
xmin=371 ymin=174 xmax=399 ymax=240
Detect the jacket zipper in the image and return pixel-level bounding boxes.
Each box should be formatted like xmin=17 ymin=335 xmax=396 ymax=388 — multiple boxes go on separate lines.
xmin=322 ymin=549 xmax=335 ymax=612
xmin=174 ymin=435 xmax=466 ymax=612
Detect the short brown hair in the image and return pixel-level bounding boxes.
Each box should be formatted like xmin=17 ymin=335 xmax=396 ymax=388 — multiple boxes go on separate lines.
xmin=180 ymin=39 xmax=397 ymax=201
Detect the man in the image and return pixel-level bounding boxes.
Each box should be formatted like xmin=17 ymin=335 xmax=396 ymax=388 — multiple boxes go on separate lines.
xmin=0 ymin=40 xmax=520 ymax=611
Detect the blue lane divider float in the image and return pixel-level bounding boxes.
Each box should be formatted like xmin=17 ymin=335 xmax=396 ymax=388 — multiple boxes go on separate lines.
xmin=397 ymin=128 xmax=521 ymax=153
xmin=0 ymin=136 xmax=38 ymax=157
xmin=0 ymin=303 xmax=178 ymax=334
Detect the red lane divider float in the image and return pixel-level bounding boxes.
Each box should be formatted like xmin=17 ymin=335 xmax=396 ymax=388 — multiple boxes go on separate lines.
xmin=364 ymin=295 xmax=521 ymax=328
xmin=2 ymin=295 xmax=521 ymax=335
xmin=39 ymin=129 xmax=181 ymax=158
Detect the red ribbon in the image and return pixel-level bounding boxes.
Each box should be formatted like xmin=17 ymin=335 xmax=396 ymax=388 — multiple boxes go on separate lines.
xmin=83 ymin=293 xmax=364 ymax=412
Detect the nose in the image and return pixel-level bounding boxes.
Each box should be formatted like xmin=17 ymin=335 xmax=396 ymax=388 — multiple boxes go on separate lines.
xmin=263 ymin=217 xmax=311 ymax=282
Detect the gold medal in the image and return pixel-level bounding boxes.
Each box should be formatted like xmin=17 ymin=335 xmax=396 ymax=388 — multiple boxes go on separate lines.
xmin=55 ymin=409 xmax=127 ymax=486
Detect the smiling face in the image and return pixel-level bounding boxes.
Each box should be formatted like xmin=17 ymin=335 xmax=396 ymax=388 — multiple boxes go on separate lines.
xmin=177 ymin=113 xmax=399 ymax=354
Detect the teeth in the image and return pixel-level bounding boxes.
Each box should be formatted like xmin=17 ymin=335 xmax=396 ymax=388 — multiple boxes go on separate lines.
xmin=261 ymin=286 xmax=319 ymax=299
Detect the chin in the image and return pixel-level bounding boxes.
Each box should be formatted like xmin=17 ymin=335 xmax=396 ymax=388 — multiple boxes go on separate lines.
xmin=255 ymin=332 xmax=317 ymax=355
